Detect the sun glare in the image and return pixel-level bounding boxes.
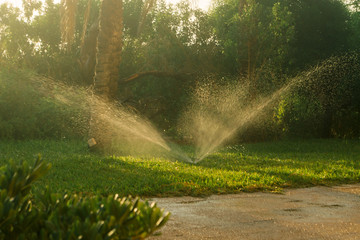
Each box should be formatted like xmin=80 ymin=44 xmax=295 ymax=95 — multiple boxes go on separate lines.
xmin=0 ymin=0 xmax=211 ymax=10
xmin=168 ymin=0 xmax=211 ymax=10
xmin=0 ymin=0 xmax=60 ymax=8
xmin=0 ymin=0 xmax=22 ymax=8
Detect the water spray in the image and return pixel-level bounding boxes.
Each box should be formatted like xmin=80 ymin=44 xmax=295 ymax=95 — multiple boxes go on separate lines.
xmin=166 ymin=147 xmax=194 ymax=163
xmin=190 ymin=157 xmax=200 ymax=164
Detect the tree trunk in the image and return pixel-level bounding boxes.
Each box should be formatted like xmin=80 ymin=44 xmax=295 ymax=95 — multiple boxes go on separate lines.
xmin=60 ymin=0 xmax=78 ymax=52
xmin=93 ymin=0 xmax=123 ymax=100
xmin=89 ymin=0 xmax=123 ymax=151
xmin=79 ymin=19 xmax=98 ymax=85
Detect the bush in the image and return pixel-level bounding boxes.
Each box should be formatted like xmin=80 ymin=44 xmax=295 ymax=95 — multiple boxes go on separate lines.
xmin=274 ymin=94 xmax=325 ymax=138
xmin=0 ymin=158 xmax=170 ymax=239
xmin=0 ymin=67 xmax=89 ymax=140
xmin=275 ymin=53 xmax=360 ymax=138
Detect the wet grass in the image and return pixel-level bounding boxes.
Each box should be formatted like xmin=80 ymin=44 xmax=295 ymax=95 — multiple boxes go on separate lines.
xmin=0 ymin=139 xmax=359 ymax=196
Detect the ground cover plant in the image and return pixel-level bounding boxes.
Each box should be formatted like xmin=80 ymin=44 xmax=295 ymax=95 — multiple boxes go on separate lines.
xmin=0 ymin=139 xmax=359 ymax=197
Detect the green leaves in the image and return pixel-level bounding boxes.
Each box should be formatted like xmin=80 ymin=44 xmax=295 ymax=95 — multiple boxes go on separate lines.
xmin=0 ymin=157 xmax=50 ymax=239
xmin=36 ymin=193 xmax=170 ymax=240
xmin=0 ymin=159 xmax=170 ymax=239
xmin=2 ymin=157 xmax=51 ymax=198
xmin=134 ymin=200 xmax=170 ymax=238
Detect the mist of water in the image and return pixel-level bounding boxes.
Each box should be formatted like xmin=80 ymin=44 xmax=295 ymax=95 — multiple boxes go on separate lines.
xmin=22 ymin=54 xmax=358 ymax=164
xmin=180 ymin=78 xmax=295 ymax=163
xmin=29 ymin=75 xmax=193 ymax=161
xmin=180 ymin=54 xmax=359 ymax=163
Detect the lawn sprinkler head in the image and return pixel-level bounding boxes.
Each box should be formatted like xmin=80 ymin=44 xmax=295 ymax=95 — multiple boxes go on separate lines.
xmin=88 ymin=138 xmax=97 ymax=148
xmin=173 ymin=153 xmax=198 ymax=164
xmin=190 ymin=157 xmax=199 ymax=164
xmin=87 ymin=138 xmax=98 ymax=152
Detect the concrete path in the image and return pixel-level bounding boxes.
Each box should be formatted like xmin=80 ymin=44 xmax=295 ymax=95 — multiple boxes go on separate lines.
xmin=149 ymin=184 xmax=360 ymax=240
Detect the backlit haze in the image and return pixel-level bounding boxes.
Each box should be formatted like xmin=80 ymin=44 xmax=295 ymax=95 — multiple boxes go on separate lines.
xmin=0 ymin=0 xmax=211 ymax=11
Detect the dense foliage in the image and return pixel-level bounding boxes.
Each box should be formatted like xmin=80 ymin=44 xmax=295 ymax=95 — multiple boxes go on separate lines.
xmin=1 ymin=0 xmax=360 ymax=140
xmin=0 ymin=67 xmax=89 ymax=139
xmin=275 ymin=53 xmax=360 ymax=138
xmin=0 ymin=157 xmax=169 ymax=239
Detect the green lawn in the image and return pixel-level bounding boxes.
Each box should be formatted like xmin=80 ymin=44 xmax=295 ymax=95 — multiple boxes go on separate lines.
xmin=0 ymin=139 xmax=359 ymax=196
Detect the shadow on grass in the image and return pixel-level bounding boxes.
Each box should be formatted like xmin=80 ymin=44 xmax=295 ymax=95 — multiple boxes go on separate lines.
xmin=40 ymin=155 xmax=217 ymax=196
xmin=43 ymin=153 xmax=360 ymax=197
xmin=2 ymin=139 xmax=360 ymax=197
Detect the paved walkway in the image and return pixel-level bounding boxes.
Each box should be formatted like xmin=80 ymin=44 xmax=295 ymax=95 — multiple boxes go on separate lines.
xmin=150 ymin=184 xmax=360 ymax=240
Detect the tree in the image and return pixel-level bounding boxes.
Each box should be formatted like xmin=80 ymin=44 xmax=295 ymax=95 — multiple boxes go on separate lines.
xmin=211 ymin=0 xmax=294 ymax=96
xmin=347 ymin=0 xmax=360 ymax=50
xmin=118 ymin=1 xmax=220 ymax=131
xmin=0 ymin=4 xmax=34 ymax=66
xmin=284 ymin=0 xmax=351 ymax=70
xmin=347 ymin=0 xmax=360 ymax=11
xmin=60 ymin=0 xmax=162 ymax=148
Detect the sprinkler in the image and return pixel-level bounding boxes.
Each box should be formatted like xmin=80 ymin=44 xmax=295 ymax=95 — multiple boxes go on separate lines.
xmin=190 ymin=157 xmax=199 ymax=164
xmin=87 ymin=138 xmax=97 ymax=148
xmin=87 ymin=138 xmax=102 ymax=152
xmin=170 ymin=150 xmax=197 ymax=164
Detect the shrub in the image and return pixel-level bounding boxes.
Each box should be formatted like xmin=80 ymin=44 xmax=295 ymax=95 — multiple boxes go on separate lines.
xmin=0 ymin=67 xmax=89 ymax=140
xmin=0 ymin=158 xmax=170 ymax=239
xmin=275 ymin=53 xmax=360 ymax=138
xmin=274 ymin=94 xmax=325 ymax=138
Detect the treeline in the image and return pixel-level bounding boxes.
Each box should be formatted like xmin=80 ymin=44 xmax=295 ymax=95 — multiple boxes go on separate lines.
xmin=1 ymin=0 xmax=360 ymax=140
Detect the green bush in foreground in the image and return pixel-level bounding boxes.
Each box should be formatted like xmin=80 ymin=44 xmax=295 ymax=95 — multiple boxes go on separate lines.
xmin=0 ymin=158 xmax=170 ymax=239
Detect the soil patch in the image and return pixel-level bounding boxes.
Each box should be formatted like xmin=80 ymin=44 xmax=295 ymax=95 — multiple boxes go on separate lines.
xmin=150 ymin=184 xmax=360 ymax=240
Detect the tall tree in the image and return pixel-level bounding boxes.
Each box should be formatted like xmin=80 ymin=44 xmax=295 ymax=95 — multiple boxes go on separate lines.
xmin=60 ymin=0 xmax=158 ymax=99
xmin=93 ymin=0 xmax=123 ymax=100
xmin=211 ymin=0 xmax=294 ymax=96
xmin=347 ymin=0 xmax=360 ymax=50
xmin=284 ymin=0 xmax=351 ymax=70
xmin=60 ymin=0 xmax=160 ymax=148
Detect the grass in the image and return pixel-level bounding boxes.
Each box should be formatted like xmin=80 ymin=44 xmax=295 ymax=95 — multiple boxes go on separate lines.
xmin=0 ymin=139 xmax=359 ymax=197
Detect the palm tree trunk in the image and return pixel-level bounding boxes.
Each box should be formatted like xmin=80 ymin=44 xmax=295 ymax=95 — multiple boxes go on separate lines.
xmin=93 ymin=0 xmax=123 ymax=100
xmin=89 ymin=0 xmax=123 ymax=151
xmin=60 ymin=0 xmax=78 ymax=52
